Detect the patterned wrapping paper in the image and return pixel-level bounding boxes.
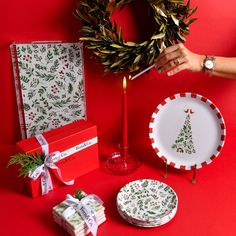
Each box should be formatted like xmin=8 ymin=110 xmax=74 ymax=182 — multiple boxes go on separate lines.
xmin=10 ymin=42 xmax=86 ymax=139
xmin=53 ymin=191 xmax=106 ymax=236
xmin=53 ymin=198 xmax=105 ymax=230
xmin=53 ymin=211 xmax=106 ymax=236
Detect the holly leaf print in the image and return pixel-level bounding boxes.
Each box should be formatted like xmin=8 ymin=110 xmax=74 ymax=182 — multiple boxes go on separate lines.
xmin=53 ymin=45 xmax=59 ymax=56
xmin=40 ymin=45 xmax=46 ymax=53
xmin=52 ymin=98 xmax=71 ymax=108
xmin=55 ymin=81 xmax=65 ymax=89
xmin=39 ymin=122 xmax=49 ymax=132
xmin=68 ymin=104 xmax=80 ymax=110
xmin=60 ymin=46 xmax=67 ymax=54
xmin=20 ymin=75 xmax=30 ymax=84
xmin=16 ymin=47 xmax=22 ymax=58
xmin=30 ymin=78 xmax=39 ymax=88
xmin=68 ymin=83 xmax=73 ymax=94
xmin=29 ymin=126 xmax=37 ymax=136
xmin=59 ymin=114 xmax=70 ymax=122
xmin=68 ymin=48 xmax=75 ymax=63
xmin=13 ymin=42 xmax=86 ymax=139
xmin=72 ymin=44 xmax=81 ymax=51
xmin=35 ymin=71 xmax=55 ymax=81
xmin=50 ymin=59 xmax=60 ymax=73
xmin=23 ymin=103 xmax=31 ymax=111
xmin=35 ymin=64 xmax=47 ymax=71
xmin=66 ymin=72 xmax=76 ymax=83
xmin=73 ymin=110 xmax=84 ymax=117
xmin=26 ymin=46 xmax=33 ymax=54
xmin=37 ymin=106 xmax=47 ymax=115
xmin=47 ymin=94 xmax=60 ymax=101
xmin=21 ymin=46 xmax=26 ymax=53
xmin=46 ymin=51 xmax=53 ymax=62
xmin=28 ymin=90 xmax=36 ymax=100
xmin=40 ymin=97 xmax=53 ymax=110
xmin=31 ymin=99 xmax=40 ymax=108
xmin=38 ymin=86 xmax=47 ymax=97
xmin=35 ymin=115 xmax=45 ymax=123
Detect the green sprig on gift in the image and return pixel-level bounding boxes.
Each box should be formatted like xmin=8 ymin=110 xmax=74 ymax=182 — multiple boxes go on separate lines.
xmin=74 ymin=188 xmax=87 ymax=200
xmin=7 ymin=152 xmax=45 ymax=178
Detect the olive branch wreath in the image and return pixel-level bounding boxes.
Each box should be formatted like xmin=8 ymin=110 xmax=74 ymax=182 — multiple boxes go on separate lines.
xmin=75 ymin=0 xmax=197 ymax=75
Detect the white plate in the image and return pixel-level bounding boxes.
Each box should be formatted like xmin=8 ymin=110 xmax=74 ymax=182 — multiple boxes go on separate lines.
xmin=117 ymin=179 xmax=178 ymax=227
xmin=117 ymin=206 xmax=177 ymax=227
xmin=149 ymin=93 xmax=226 ymax=170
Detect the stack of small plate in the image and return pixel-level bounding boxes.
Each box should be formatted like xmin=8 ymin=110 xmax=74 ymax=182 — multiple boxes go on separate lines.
xmin=116 ymin=179 xmax=178 ymax=227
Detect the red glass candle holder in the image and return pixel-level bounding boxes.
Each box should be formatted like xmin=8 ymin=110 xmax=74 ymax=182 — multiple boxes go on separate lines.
xmin=106 ymin=146 xmax=141 ymax=175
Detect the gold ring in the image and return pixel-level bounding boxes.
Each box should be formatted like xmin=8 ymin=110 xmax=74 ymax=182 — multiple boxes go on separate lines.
xmin=174 ymin=58 xmax=180 ymax=66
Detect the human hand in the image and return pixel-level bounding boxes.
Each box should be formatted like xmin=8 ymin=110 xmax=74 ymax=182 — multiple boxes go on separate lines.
xmin=155 ymin=43 xmax=205 ymax=76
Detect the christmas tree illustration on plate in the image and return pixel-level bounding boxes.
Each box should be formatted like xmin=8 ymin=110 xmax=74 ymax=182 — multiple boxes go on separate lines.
xmin=172 ymin=109 xmax=196 ymax=155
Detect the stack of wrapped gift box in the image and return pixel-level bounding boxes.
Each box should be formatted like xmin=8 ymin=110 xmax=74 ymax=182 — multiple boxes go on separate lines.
xmin=53 ymin=190 xmax=106 ymax=236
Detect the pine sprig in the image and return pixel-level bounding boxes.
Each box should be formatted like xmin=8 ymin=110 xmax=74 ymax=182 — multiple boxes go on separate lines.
xmin=75 ymin=0 xmax=197 ymax=75
xmin=74 ymin=188 xmax=87 ymax=200
xmin=7 ymin=152 xmax=45 ymax=178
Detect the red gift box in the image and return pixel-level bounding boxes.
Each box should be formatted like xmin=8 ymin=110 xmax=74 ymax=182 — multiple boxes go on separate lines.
xmin=16 ymin=120 xmax=99 ymax=198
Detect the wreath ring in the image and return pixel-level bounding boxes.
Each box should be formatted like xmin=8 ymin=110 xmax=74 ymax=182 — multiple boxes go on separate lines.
xmin=75 ymin=0 xmax=197 ymax=75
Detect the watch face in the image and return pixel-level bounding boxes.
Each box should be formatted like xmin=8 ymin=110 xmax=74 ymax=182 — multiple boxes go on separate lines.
xmin=205 ymin=60 xmax=214 ymax=69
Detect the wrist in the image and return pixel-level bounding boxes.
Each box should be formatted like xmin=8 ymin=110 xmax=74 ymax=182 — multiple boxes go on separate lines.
xmin=198 ymin=54 xmax=205 ymax=72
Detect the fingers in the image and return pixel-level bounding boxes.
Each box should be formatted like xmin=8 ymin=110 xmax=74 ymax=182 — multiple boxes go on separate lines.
xmin=155 ymin=44 xmax=204 ymax=76
xmin=158 ymin=54 xmax=187 ymax=74
xmin=156 ymin=50 xmax=180 ymax=67
xmin=156 ymin=43 xmax=186 ymax=66
xmin=167 ymin=63 xmax=189 ymax=76
xmin=155 ymin=43 xmax=189 ymax=76
xmin=161 ymin=43 xmax=183 ymax=54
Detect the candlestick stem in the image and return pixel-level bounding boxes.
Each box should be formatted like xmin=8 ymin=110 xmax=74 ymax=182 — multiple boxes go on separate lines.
xmin=105 ymin=76 xmax=141 ymax=175
xmin=191 ymin=165 xmax=197 ymax=184
xmin=163 ymin=161 xmax=168 ymax=178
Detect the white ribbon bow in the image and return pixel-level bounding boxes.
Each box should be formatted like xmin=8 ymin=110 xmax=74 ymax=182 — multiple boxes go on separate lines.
xmin=28 ymin=134 xmax=74 ymax=195
xmin=62 ymin=194 xmax=103 ymax=236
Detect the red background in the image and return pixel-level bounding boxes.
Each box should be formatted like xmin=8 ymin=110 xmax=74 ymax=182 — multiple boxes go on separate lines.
xmin=1 ymin=0 xmax=236 ymax=236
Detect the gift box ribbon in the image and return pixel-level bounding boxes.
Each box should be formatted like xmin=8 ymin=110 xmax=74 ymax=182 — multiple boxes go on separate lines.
xmin=28 ymin=134 xmax=98 ymax=195
xmin=62 ymin=194 xmax=103 ymax=236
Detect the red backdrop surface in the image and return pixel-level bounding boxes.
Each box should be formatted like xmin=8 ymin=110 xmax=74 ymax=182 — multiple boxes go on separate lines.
xmin=1 ymin=1 xmax=236 ymax=236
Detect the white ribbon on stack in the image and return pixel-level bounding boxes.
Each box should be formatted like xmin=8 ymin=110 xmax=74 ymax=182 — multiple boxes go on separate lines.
xmin=62 ymin=194 xmax=103 ymax=236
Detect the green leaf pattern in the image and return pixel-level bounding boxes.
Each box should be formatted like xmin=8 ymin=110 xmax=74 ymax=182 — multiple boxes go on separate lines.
xmin=172 ymin=112 xmax=196 ymax=154
xmin=117 ymin=179 xmax=177 ymax=224
xmin=53 ymin=191 xmax=104 ymax=230
xmin=14 ymin=42 xmax=86 ymax=138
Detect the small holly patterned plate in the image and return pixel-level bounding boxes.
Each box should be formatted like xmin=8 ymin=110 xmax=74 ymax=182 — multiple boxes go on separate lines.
xmin=117 ymin=204 xmax=177 ymax=227
xmin=149 ymin=93 xmax=226 ymax=170
xmin=117 ymin=179 xmax=178 ymax=227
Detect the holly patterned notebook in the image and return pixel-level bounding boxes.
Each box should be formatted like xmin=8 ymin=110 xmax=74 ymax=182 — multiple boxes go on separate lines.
xmin=10 ymin=42 xmax=86 ymax=139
